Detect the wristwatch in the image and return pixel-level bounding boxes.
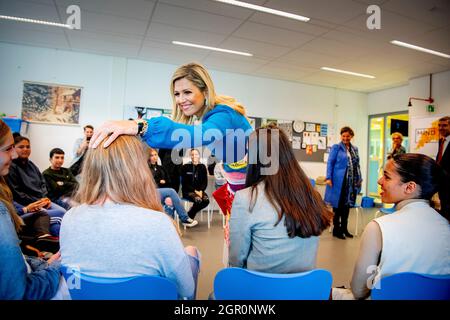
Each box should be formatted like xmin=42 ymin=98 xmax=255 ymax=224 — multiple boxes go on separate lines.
xmin=135 ymin=119 xmax=148 ymax=136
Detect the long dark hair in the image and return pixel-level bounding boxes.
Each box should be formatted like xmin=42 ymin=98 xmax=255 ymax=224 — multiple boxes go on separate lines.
xmin=392 ymin=153 xmax=449 ymax=220
xmin=245 ymin=125 xmax=332 ymax=238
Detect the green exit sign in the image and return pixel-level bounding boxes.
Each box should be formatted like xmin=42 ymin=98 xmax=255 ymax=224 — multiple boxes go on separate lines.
xmin=427 ymin=104 xmax=435 ymax=112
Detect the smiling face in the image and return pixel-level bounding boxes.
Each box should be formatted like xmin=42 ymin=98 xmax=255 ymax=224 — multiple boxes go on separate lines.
xmin=50 ymin=153 xmax=65 ymax=170
xmin=0 ymin=134 xmax=17 ymax=176
xmin=173 ymin=77 xmax=206 ymax=118
xmin=340 ymin=131 xmax=353 ymax=146
xmin=392 ymin=134 xmax=402 ymax=147
xmin=15 ymin=139 xmax=31 ymax=160
xmin=377 ymin=159 xmax=417 ymax=204
xmin=191 ymin=149 xmax=200 ymax=165
xmin=149 ymin=150 xmax=158 ymax=165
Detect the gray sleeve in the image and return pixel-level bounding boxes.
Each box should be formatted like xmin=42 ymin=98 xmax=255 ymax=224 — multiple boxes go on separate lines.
xmin=229 ymin=191 xmax=252 ymax=268
xmin=156 ymin=216 xmax=195 ymax=299
xmin=350 ymin=221 xmax=382 ymax=299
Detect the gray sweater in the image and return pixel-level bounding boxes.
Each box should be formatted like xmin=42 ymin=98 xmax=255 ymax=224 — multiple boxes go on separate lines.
xmin=60 ymin=202 xmax=194 ymax=298
xmin=230 ymin=183 xmax=319 ymax=273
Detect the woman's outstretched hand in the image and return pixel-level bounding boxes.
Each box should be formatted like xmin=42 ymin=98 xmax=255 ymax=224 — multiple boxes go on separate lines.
xmin=89 ymin=120 xmax=139 ymax=148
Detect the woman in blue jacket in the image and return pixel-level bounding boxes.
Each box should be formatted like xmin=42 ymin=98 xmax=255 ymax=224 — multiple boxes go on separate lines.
xmin=325 ymin=126 xmax=362 ymax=239
xmin=90 ymin=62 xmax=253 ymax=165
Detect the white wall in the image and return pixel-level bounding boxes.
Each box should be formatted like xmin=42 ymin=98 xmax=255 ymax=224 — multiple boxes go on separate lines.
xmin=368 ymin=85 xmax=409 ymax=115
xmin=0 ymin=42 xmax=368 ymax=185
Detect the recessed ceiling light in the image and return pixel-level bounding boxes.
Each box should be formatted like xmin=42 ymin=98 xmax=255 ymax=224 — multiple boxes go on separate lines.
xmin=321 ymin=67 xmax=375 ymax=79
xmin=0 ymin=15 xmax=73 ymax=29
xmin=214 ymin=0 xmax=310 ymax=22
xmin=390 ymin=40 xmax=450 ymax=59
xmin=172 ymin=41 xmax=253 ymax=57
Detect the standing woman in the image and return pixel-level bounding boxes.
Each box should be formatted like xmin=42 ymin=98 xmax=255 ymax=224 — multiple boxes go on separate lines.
xmin=387 ymin=132 xmax=406 ymax=159
xmin=325 ymin=126 xmax=362 ymax=239
xmin=90 ymin=62 xmax=252 ymax=165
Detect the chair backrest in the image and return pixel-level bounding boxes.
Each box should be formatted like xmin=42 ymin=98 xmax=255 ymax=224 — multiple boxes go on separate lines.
xmin=62 ymin=267 xmax=178 ymax=300
xmin=361 ymin=196 xmax=374 ymax=208
xmin=214 ymin=268 xmax=332 ymax=300
xmin=371 ymin=272 xmax=450 ymax=300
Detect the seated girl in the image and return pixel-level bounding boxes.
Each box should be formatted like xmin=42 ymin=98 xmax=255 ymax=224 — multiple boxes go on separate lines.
xmin=60 ymin=135 xmax=200 ymax=299
xmin=6 ymin=136 xmax=66 ymax=235
xmin=334 ymin=153 xmax=450 ymax=299
xmin=0 ymin=119 xmax=62 ymax=300
xmin=229 ymin=125 xmax=332 ymax=273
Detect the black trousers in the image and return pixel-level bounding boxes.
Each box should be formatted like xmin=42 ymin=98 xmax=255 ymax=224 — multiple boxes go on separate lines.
xmin=20 ymin=211 xmax=51 ymax=237
xmin=184 ymin=192 xmax=210 ymax=219
xmin=333 ymin=178 xmax=351 ymax=235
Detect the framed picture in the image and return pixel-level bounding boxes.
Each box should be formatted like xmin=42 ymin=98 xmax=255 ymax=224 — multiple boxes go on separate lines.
xmin=21 ymin=81 xmax=82 ymax=125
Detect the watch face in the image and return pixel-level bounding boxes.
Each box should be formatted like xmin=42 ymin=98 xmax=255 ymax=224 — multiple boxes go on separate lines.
xmin=293 ymin=120 xmax=305 ymax=133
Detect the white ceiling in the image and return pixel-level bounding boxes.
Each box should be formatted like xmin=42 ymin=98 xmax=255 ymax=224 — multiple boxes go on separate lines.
xmin=0 ymin=0 xmax=449 ymax=92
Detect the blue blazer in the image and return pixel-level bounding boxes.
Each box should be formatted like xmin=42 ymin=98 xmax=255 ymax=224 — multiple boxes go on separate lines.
xmin=324 ymin=143 xmax=359 ymax=208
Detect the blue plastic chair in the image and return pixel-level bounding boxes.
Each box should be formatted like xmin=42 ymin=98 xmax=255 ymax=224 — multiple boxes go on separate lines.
xmin=371 ymin=272 xmax=450 ymax=300
xmin=61 ymin=267 xmax=178 ymax=300
xmin=213 ymin=268 xmax=332 ymax=300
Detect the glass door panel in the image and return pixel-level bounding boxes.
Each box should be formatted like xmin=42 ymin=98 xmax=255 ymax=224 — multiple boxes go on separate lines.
xmin=368 ymin=117 xmax=384 ymax=198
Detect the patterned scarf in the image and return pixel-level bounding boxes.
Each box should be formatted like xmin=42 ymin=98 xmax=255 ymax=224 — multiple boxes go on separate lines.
xmin=345 ymin=143 xmax=362 ymax=207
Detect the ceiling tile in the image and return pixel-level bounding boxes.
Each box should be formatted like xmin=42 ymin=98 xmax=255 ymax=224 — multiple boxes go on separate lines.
xmin=55 ymin=0 xmax=156 ymax=21
xmin=0 ymin=24 xmax=70 ymax=49
xmin=145 ymin=22 xmax=227 ymax=46
xmin=265 ymin=0 xmax=367 ymax=24
xmin=152 ymin=2 xmax=243 ymax=35
xmin=219 ymin=36 xmax=292 ymax=59
xmin=249 ymin=12 xmax=335 ymax=36
xmin=158 ymin=0 xmax=265 ymax=19
xmin=0 ymin=0 xmax=60 ymax=21
xmin=383 ymin=0 xmax=450 ymax=28
xmin=233 ymin=21 xmax=315 ymax=48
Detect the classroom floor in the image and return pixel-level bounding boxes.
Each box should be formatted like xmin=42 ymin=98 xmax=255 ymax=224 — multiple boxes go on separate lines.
xmin=181 ymin=206 xmax=379 ymax=300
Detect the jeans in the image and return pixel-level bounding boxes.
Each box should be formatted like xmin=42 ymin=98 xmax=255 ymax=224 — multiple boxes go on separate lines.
xmin=14 ymin=202 xmax=66 ymax=236
xmin=158 ymin=188 xmax=190 ymax=222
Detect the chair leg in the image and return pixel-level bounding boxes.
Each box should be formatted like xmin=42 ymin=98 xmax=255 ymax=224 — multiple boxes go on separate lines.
xmin=207 ymin=203 xmax=211 ymax=229
xmin=354 ymin=207 xmax=361 ymax=236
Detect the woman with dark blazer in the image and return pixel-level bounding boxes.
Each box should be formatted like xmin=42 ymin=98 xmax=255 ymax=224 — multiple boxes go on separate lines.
xmin=325 ymin=127 xmax=362 ymax=239
xmin=181 ymin=149 xmax=209 ymax=219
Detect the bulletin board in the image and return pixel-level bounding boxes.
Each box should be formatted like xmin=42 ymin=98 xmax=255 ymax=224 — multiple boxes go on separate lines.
xmin=248 ymin=117 xmax=335 ymax=163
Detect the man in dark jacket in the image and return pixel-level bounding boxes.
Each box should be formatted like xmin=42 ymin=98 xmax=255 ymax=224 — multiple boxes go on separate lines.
xmin=43 ymin=148 xmax=78 ymax=210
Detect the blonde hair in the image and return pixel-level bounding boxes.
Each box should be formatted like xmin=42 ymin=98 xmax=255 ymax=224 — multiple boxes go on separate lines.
xmin=170 ymin=62 xmax=246 ymax=124
xmin=391 ymin=132 xmax=403 ymax=141
xmin=74 ymin=136 xmax=163 ymax=212
xmin=0 ymin=120 xmax=24 ymax=232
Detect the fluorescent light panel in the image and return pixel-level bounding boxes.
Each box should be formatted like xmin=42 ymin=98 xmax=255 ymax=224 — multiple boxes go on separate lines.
xmin=214 ymin=0 xmax=310 ymax=22
xmin=172 ymin=41 xmax=253 ymax=57
xmin=390 ymin=40 xmax=450 ymax=59
xmin=321 ymin=67 xmax=375 ymax=79
xmin=0 ymin=15 xmax=73 ymax=29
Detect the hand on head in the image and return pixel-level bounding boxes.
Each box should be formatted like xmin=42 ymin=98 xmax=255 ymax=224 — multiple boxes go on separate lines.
xmin=89 ymin=120 xmax=138 ymax=149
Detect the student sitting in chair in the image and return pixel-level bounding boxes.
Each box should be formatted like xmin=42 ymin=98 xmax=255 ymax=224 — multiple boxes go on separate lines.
xmin=60 ymin=135 xmax=200 ymax=299
xmin=333 ymin=153 xmax=450 ymax=300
